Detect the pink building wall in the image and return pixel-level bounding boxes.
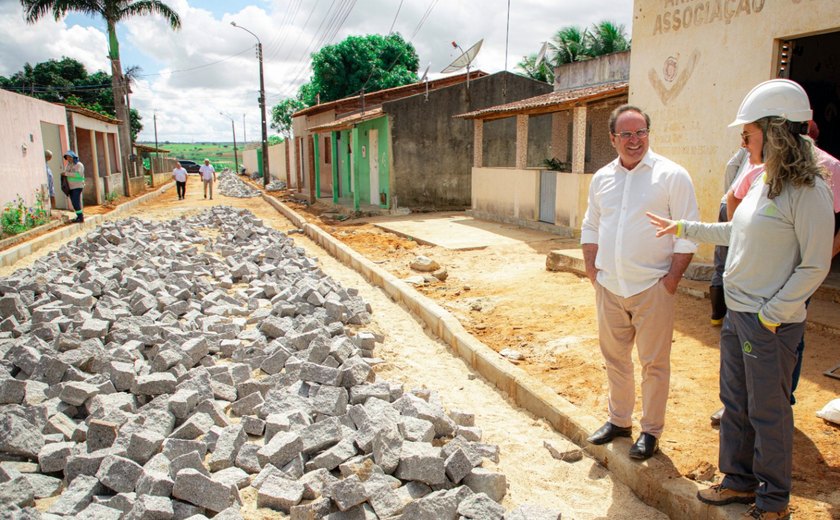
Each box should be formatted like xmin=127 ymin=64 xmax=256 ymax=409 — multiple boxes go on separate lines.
xmin=0 ymin=90 xmax=69 ymax=210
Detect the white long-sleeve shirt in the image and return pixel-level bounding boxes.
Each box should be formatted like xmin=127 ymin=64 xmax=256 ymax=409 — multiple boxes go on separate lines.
xmin=581 ymin=149 xmax=699 ymax=298
xmin=681 ymin=172 xmax=833 ymax=324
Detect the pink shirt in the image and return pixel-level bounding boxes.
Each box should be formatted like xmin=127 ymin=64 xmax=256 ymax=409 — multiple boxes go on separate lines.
xmin=816 ymin=148 xmax=840 ymax=213
xmin=732 ymin=147 xmax=840 ymax=213
xmin=732 ymin=163 xmax=765 ymax=200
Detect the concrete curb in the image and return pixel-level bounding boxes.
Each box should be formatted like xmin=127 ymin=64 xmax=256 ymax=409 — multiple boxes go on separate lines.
xmin=0 ymin=220 xmax=65 ymax=252
xmin=261 ymin=194 xmax=741 ymax=520
xmin=0 ymin=182 xmax=174 ymax=268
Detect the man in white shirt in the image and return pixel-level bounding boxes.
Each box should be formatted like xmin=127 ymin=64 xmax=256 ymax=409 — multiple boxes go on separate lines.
xmin=199 ymin=158 xmax=216 ymax=200
xmin=173 ymin=162 xmax=188 ymax=200
xmin=580 ymin=105 xmax=699 ymax=460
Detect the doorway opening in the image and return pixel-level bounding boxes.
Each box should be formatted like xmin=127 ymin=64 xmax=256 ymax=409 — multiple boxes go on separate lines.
xmin=781 ymin=30 xmax=840 ymax=273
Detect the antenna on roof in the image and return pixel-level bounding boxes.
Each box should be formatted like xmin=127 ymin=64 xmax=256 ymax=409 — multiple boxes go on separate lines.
xmin=534 ymin=41 xmax=549 ymax=68
xmin=441 ymin=39 xmax=483 ymax=89
xmin=420 ymin=63 xmax=430 ymax=83
xmin=420 ymin=63 xmax=431 ymax=101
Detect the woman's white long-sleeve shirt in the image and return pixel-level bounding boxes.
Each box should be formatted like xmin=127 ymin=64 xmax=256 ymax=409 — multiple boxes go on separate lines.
xmin=681 ymin=173 xmax=834 ymax=325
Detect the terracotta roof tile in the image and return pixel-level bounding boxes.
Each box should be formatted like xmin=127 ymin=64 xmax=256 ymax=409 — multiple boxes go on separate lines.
xmin=455 ymin=81 xmax=628 ymax=120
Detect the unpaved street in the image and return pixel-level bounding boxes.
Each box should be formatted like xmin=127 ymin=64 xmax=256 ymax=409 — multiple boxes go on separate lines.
xmin=279 ymin=200 xmax=840 ymax=520
xmin=1 ymin=183 xmax=668 ymax=519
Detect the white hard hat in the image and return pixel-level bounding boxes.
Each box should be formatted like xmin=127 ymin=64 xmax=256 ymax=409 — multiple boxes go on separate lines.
xmin=728 ymin=79 xmax=812 ymax=127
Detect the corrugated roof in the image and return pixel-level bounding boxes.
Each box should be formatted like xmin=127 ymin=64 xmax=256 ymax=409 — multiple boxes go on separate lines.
xmin=455 ymin=81 xmax=628 ymax=120
xmin=293 ymin=71 xmax=487 ymax=119
xmin=308 ymin=107 xmax=385 ymax=133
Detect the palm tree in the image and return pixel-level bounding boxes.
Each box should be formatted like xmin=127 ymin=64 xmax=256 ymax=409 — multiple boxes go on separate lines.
xmin=588 ymin=21 xmax=630 ymax=56
xmin=20 ymin=0 xmax=180 ymax=195
xmin=550 ymin=25 xmax=591 ymax=66
xmin=516 ymin=53 xmax=554 ymax=84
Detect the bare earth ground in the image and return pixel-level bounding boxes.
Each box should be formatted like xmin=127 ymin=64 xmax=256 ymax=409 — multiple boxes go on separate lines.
xmin=277 ymin=196 xmax=840 ymax=520
xmin=2 ymin=185 xmax=669 ymax=520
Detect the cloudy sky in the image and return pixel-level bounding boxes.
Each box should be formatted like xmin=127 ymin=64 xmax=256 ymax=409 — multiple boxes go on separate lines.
xmin=1 ymin=0 xmax=634 ymax=143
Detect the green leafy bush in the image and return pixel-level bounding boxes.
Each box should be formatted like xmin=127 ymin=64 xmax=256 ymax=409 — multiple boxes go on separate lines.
xmin=543 ymin=157 xmax=571 ymax=172
xmin=1 ymin=194 xmax=49 ymax=236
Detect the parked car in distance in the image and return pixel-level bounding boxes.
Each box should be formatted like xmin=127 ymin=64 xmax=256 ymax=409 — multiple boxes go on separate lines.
xmin=178 ymin=160 xmax=201 ymax=173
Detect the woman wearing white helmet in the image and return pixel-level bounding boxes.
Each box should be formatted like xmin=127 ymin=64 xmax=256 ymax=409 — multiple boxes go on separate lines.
xmin=646 ymin=79 xmax=834 ymax=520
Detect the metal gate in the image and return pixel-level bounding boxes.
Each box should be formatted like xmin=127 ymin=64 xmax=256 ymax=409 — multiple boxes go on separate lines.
xmin=539 ymin=170 xmax=556 ymax=224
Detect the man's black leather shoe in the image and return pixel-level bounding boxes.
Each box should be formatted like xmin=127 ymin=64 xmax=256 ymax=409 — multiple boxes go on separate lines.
xmin=587 ymin=422 xmax=632 ymax=445
xmin=628 ymin=432 xmax=659 ymax=460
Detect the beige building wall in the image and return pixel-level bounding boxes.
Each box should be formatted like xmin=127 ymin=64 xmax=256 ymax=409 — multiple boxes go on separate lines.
xmin=0 ymin=90 xmax=68 ymax=208
xmin=242 ymin=143 xmax=287 ymax=184
xmin=555 ymin=172 xmax=595 ymax=233
xmin=630 ymin=0 xmax=839 ymax=260
xmin=268 ymin=142 xmax=287 ymax=184
xmin=242 ymin=148 xmax=258 ymax=175
xmin=291 ymin=109 xmax=336 ymax=195
xmin=471 ymin=167 xmax=538 ymax=220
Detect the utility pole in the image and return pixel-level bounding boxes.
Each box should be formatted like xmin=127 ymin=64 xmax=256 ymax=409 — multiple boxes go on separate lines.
xmin=242 ymin=113 xmax=247 ymax=149
xmin=220 ymin=112 xmax=238 ymax=173
xmin=153 ymin=112 xmax=159 ymax=176
xmin=257 ymin=41 xmax=270 ymax=187
xmin=231 ymin=21 xmax=270 ymax=187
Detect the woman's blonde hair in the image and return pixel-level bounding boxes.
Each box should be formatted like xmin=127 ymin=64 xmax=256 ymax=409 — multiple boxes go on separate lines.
xmin=759 ymin=116 xmax=825 ymax=199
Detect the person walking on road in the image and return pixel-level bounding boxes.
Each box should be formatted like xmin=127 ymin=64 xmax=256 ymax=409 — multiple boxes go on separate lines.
xmin=199 ymin=158 xmax=216 ymax=200
xmin=580 ymin=104 xmax=699 ymax=461
xmin=62 ymin=150 xmax=85 ymax=223
xmin=647 ymin=79 xmax=833 ymax=520
xmin=173 ymin=162 xmax=188 ymax=200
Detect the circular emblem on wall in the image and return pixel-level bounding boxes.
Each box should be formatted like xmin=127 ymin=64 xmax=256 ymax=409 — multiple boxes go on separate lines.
xmin=663 ymin=56 xmax=678 ymax=83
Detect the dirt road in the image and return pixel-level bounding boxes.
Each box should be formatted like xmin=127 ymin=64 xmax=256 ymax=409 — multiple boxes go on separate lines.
xmin=279 ymin=198 xmax=840 ymax=520
xmin=2 ymin=184 xmax=669 ymax=519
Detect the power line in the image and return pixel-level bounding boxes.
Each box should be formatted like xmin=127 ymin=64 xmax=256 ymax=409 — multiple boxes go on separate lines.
xmin=388 ymin=0 xmax=404 ymax=34
xmin=263 ymin=0 xmax=302 ymax=61
xmin=135 ymin=47 xmax=253 ymax=78
xmin=266 ymin=0 xmax=357 ymax=104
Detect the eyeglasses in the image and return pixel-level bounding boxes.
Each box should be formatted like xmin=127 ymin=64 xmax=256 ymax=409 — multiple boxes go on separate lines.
xmin=741 ymin=130 xmax=761 ymax=144
xmin=612 ymin=128 xmax=649 ymax=140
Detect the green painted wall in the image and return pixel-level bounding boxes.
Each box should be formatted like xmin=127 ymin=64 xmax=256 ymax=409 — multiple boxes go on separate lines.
xmin=355 ymin=116 xmax=390 ymax=208
xmin=328 ymin=115 xmax=390 ymax=210
xmin=334 ymin=129 xmax=352 ymax=200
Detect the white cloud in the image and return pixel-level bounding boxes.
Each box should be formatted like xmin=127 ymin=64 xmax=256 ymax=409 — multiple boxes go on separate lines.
xmin=0 ymin=3 xmax=109 ymax=76
xmin=1 ymin=0 xmax=634 ymax=142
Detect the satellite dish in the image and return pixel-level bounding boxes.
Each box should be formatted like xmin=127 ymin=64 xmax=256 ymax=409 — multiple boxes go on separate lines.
xmin=534 ymin=41 xmax=549 ymax=68
xmin=419 ymin=63 xmax=430 ymax=83
xmin=441 ymin=39 xmax=483 ymax=73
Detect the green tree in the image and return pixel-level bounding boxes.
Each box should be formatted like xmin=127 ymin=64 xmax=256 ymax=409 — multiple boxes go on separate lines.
xmin=2 ymin=57 xmax=143 ymax=141
xmin=520 ymin=21 xmax=630 ymax=82
xmin=516 ymin=53 xmax=554 ymax=84
xmin=270 ymin=98 xmax=305 ymax=139
xmin=298 ymin=33 xmax=419 ymax=106
xmin=550 ymin=25 xmax=591 ymax=65
xmin=21 ymin=0 xmax=180 ymax=181
xmin=588 ymin=21 xmax=630 ymax=56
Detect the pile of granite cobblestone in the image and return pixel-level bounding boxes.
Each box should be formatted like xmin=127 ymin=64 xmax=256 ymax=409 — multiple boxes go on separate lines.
xmin=217 ymin=172 xmax=261 ymax=198
xmin=0 ymin=206 xmax=561 ymax=520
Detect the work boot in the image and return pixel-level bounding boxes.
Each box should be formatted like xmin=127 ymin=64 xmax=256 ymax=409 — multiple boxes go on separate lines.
xmin=741 ymin=505 xmax=791 ymax=519
xmin=710 ymin=285 xmax=726 ymax=326
xmin=697 ymin=484 xmax=756 ymax=505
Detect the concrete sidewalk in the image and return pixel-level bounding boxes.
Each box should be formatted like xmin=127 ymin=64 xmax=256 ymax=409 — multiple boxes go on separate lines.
xmin=371 ymin=212 xmax=562 ymax=250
